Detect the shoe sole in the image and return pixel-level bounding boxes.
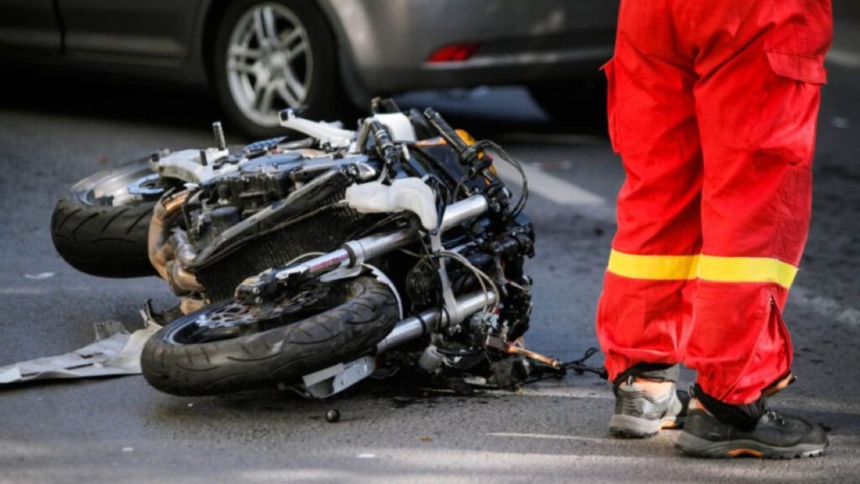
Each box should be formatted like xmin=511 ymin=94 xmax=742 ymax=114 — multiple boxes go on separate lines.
xmin=609 ymin=414 xmax=683 ymax=439
xmin=675 ymin=432 xmax=828 ymax=459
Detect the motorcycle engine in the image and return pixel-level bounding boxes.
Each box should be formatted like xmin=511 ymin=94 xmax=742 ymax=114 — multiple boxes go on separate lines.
xmin=181 ymin=150 xmax=382 ymax=301
xmin=185 ymin=152 xmax=304 ymax=248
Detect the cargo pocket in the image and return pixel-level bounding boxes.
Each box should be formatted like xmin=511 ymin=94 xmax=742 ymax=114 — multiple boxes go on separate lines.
xmin=601 ymin=58 xmax=621 ymax=154
xmin=765 ymin=51 xmax=828 ymax=85
xmin=744 ymin=51 xmax=827 ymax=165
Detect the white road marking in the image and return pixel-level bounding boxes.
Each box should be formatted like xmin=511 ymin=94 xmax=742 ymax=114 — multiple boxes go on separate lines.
xmin=492 ymin=159 xmax=606 ymax=206
xmin=0 ymin=287 xmax=95 ymax=296
xmin=487 ymin=432 xmax=607 ymax=443
xmin=826 ymin=49 xmax=860 ymax=69
xmin=488 ymin=386 xmax=612 ymax=400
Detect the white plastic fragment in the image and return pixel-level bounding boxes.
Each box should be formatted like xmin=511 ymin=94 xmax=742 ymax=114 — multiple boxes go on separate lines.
xmin=0 ymin=315 xmax=162 ymax=384
xmin=831 ymin=117 xmax=851 ymax=129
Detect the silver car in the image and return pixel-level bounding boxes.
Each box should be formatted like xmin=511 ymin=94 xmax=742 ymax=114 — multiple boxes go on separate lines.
xmin=0 ymin=0 xmax=618 ymax=137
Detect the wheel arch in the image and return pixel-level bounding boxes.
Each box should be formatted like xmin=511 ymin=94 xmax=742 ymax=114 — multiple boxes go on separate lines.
xmin=197 ymin=0 xmax=232 ymax=87
xmin=312 ymin=0 xmax=373 ymax=109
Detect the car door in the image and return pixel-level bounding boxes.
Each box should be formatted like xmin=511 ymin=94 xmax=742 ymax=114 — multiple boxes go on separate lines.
xmin=0 ymin=0 xmax=61 ymax=52
xmin=57 ymin=0 xmax=203 ymax=62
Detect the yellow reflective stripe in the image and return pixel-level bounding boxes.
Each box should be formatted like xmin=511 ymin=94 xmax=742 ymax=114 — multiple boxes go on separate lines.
xmin=606 ymin=250 xmax=798 ymax=289
xmin=607 ymin=250 xmax=699 ymax=280
xmin=698 ymin=255 xmax=797 ymax=289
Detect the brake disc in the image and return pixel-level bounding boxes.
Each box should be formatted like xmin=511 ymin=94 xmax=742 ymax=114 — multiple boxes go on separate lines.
xmin=186 ymin=285 xmax=330 ymax=343
xmin=126 ymin=174 xmax=166 ymax=201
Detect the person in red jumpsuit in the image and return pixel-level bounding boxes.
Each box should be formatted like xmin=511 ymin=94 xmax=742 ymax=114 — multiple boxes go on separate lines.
xmin=595 ymin=0 xmax=833 ymax=458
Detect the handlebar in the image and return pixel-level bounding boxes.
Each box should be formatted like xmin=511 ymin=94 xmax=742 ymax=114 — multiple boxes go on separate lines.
xmin=422 ymin=108 xmax=470 ymax=155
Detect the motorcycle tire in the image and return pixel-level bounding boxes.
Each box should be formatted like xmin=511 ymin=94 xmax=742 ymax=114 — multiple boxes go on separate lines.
xmin=50 ymin=158 xmax=162 ymax=278
xmin=141 ymin=276 xmax=400 ymax=396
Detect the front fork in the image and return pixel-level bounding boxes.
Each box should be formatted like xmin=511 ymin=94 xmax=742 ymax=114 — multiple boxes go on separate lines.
xmin=234 ymin=195 xmax=490 ymax=307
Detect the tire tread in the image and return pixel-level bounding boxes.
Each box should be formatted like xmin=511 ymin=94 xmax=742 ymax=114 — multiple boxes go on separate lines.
xmin=141 ymin=277 xmax=399 ymax=396
xmin=50 ymin=198 xmax=155 ymax=278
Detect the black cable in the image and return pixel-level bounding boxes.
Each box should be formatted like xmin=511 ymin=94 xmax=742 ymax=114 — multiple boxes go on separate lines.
xmin=477 ymin=139 xmax=529 ymax=219
xmin=520 ymin=347 xmax=608 ymax=385
xmin=561 ymin=347 xmax=608 ymax=379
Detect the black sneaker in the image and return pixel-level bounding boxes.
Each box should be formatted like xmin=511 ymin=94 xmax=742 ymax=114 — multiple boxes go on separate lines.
xmin=676 ymin=399 xmax=829 ymax=458
xmin=609 ymin=377 xmax=688 ymax=438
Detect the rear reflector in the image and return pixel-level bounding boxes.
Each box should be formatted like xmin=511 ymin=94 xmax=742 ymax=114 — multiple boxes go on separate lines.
xmin=427 ymin=43 xmax=479 ymax=63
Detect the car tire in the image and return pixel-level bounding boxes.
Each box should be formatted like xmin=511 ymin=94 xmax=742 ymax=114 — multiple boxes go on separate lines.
xmin=528 ymin=74 xmax=608 ymax=134
xmin=212 ymin=0 xmax=353 ymax=140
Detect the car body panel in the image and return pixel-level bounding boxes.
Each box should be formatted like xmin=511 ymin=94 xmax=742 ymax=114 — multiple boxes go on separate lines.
xmin=58 ymin=0 xmax=200 ymax=62
xmin=0 ymin=0 xmax=211 ymax=85
xmin=0 ymin=0 xmax=61 ymax=52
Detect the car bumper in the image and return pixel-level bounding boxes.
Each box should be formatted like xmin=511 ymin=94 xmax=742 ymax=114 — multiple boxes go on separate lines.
xmin=321 ymin=0 xmax=617 ymax=93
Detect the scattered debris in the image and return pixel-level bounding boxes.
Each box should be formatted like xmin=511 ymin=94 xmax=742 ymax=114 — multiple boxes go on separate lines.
xmin=0 ymin=312 xmax=161 ymax=384
xmin=832 ymin=117 xmax=851 ymax=129
xmin=24 ymin=272 xmax=54 ymax=280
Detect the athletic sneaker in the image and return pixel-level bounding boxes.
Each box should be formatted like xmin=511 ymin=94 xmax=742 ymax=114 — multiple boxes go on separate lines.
xmin=609 ymin=377 xmax=688 ymax=438
xmin=675 ymin=399 xmax=829 ymax=458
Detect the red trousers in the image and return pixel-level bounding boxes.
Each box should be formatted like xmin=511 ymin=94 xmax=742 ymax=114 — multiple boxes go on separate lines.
xmin=596 ymin=0 xmax=832 ymax=404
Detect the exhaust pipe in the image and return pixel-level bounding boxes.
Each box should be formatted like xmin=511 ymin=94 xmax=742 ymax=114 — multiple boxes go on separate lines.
xmin=376 ymin=290 xmax=496 ymax=353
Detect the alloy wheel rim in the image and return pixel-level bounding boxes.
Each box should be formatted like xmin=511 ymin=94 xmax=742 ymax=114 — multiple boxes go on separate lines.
xmin=226 ymin=3 xmax=313 ymax=128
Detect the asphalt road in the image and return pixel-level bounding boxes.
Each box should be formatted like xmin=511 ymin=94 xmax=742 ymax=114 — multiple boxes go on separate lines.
xmin=1 ymin=26 xmax=859 ymax=484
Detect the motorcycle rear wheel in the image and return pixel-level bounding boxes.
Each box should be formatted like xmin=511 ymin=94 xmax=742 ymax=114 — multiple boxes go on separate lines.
xmin=141 ymin=276 xmax=399 ymax=396
xmin=50 ymin=158 xmax=163 ymax=278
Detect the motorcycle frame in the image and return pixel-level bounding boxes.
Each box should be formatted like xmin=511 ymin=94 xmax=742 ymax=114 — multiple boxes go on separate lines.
xmin=146 ymin=105 xmax=540 ymax=398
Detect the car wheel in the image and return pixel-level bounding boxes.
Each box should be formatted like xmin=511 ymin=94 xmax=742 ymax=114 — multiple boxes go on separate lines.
xmin=528 ymin=74 xmax=608 ymax=134
xmin=213 ymin=0 xmax=350 ymax=139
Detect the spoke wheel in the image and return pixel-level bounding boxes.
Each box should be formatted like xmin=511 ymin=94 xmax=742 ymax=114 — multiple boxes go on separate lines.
xmin=213 ymin=0 xmax=350 ymax=139
xmin=226 ymin=3 xmax=312 ymax=128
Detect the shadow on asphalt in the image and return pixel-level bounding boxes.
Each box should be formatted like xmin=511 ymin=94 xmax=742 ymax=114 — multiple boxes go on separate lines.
xmin=2 ymin=72 xmax=222 ymax=132
xmin=0 ymin=72 xmax=609 ymax=143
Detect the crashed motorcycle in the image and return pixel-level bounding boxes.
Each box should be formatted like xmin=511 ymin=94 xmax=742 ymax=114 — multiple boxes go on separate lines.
xmin=50 ymin=98 xmax=601 ymax=398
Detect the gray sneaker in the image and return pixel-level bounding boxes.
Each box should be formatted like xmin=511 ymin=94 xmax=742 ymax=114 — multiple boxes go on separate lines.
xmin=609 ymin=377 xmax=689 ymax=438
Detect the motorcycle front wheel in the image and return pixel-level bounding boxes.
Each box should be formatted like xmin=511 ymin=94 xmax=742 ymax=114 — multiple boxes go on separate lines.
xmin=50 ymin=157 xmax=164 ymax=278
xmin=141 ymin=276 xmax=400 ymax=396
